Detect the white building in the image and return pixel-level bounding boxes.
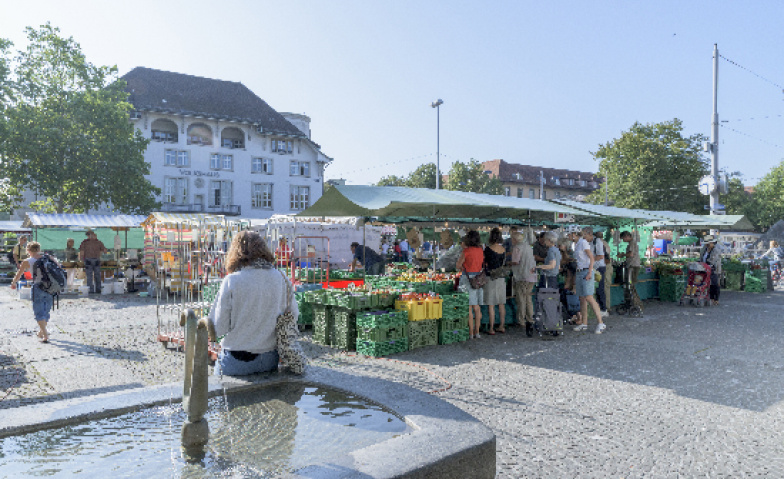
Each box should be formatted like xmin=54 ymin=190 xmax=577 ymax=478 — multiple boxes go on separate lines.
xmin=123 ymin=67 xmax=331 ymax=218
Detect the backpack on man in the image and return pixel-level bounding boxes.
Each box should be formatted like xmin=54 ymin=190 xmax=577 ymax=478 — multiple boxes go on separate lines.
xmin=33 ymin=254 xmax=66 ymax=299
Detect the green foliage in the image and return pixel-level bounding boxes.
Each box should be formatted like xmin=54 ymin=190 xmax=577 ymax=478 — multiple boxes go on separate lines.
xmin=721 ymin=173 xmax=762 ymax=231
xmin=586 ymin=119 xmax=709 ymax=214
xmin=377 ymin=160 xmax=502 ymax=195
xmin=0 ymin=24 xmax=160 ymax=214
xmin=445 ymin=159 xmax=503 ymax=195
xmin=750 ymin=160 xmax=784 ymax=230
xmin=377 ymin=163 xmax=437 ymax=189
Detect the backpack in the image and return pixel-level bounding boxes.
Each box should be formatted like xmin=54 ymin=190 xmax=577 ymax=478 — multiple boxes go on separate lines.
xmin=34 ymin=254 xmax=66 ymax=295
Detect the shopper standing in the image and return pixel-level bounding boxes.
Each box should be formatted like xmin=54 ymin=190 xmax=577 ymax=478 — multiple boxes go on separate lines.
xmin=587 ymin=229 xmax=609 ymax=318
xmin=699 ymin=236 xmax=722 ymax=305
xmin=80 ymin=230 xmax=107 ymax=294
xmin=483 ymin=227 xmax=507 ymax=335
xmin=594 ymin=231 xmax=612 ymax=316
xmin=11 ymin=241 xmax=55 ymax=343
xmin=11 ymin=235 xmax=28 ymax=268
xmin=64 ymin=238 xmax=79 ymax=262
xmin=399 ymin=238 xmax=410 ymax=263
xmin=571 ymin=227 xmax=606 ymax=334
xmin=510 ymin=231 xmax=537 ymax=337
xmin=457 ymin=231 xmax=484 ymax=339
xmin=533 ymin=232 xmax=549 ymax=264
xmin=535 ymin=232 xmax=561 ymax=289
xmin=619 ymin=230 xmax=643 ymax=311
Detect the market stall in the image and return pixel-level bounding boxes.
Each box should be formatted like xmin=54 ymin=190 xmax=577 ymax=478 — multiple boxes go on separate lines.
xmin=20 ymin=213 xmax=147 ymax=294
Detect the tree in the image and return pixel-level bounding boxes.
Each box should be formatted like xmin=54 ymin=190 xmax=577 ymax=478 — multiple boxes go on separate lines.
xmin=749 ymin=160 xmax=784 ymax=230
xmin=0 ymin=24 xmax=159 ymax=214
xmin=587 ymin=119 xmax=709 ymax=214
xmin=377 ymin=163 xmax=437 ymax=189
xmin=446 ymin=159 xmax=503 ymax=195
xmin=720 ymin=172 xmax=761 ymax=231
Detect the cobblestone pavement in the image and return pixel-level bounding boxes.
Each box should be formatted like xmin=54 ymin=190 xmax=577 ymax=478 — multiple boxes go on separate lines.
xmin=2 ymin=286 xmax=784 ymax=477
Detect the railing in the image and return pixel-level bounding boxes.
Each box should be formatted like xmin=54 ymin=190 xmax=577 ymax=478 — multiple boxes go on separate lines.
xmin=206 ymin=204 xmax=241 ymax=216
xmin=161 ymin=203 xmax=204 ymax=213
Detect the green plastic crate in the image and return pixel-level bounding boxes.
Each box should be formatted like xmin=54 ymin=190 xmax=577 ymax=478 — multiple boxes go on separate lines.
xmin=439 ymin=327 xmax=470 ymax=345
xmin=659 ymin=274 xmax=687 ymax=302
xmin=312 ymin=304 xmax=332 ymax=345
xmin=335 ymin=293 xmax=372 ymax=310
xmin=356 ymin=310 xmax=408 ymax=329
xmin=744 ymin=273 xmax=766 ymax=293
xmin=441 ymin=293 xmax=469 ymax=309
xmin=438 ymin=316 xmax=469 ymax=333
xmin=331 ymin=308 xmax=357 ymax=350
xmin=357 ymin=321 xmax=408 ymax=342
xmin=408 ymin=319 xmax=438 ymax=350
xmin=297 ymin=300 xmax=313 ymax=325
xmin=356 ymin=338 xmax=409 ymax=357
xmin=725 ymin=271 xmax=744 ymax=291
xmin=442 ymin=304 xmax=470 ymax=320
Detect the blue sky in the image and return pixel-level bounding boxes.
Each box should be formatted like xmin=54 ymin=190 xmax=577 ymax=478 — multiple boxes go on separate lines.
xmin=2 ymin=1 xmax=783 ymax=186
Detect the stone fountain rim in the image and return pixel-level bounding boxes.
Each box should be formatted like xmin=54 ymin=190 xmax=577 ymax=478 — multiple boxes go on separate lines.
xmin=0 ymin=365 xmax=496 ymax=478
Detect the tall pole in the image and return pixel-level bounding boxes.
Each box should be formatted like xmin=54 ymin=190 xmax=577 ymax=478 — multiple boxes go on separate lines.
xmin=436 ymin=105 xmax=440 ymax=189
xmin=539 ymin=170 xmax=544 ymax=200
xmin=431 ymin=99 xmax=444 ymax=189
xmin=604 ymin=176 xmax=609 ymax=206
xmin=710 ymin=44 xmax=720 ymax=214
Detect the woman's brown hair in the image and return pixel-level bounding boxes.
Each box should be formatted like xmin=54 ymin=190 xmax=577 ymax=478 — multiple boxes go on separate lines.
xmin=225 ymin=231 xmax=274 ymax=273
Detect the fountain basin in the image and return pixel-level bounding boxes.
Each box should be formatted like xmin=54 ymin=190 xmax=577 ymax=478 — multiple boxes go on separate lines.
xmin=0 ymin=367 xmax=496 ymax=478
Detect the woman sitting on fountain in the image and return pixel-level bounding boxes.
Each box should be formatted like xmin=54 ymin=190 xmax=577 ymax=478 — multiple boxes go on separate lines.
xmin=208 ymin=231 xmax=306 ymax=376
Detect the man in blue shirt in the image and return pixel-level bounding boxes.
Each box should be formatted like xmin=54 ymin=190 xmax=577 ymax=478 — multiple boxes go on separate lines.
xmin=350 ymin=242 xmax=384 ymax=275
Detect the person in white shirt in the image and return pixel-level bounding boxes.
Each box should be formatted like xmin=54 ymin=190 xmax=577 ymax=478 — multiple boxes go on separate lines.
xmin=589 ymin=230 xmax=609 ymax=318
xmin=208 ymin=231 xmax=305 ymax=376
xmin=571 ymin=227 xmax=606 ymax=334
xmin=399 ymin=239 xmax=410 ymax=262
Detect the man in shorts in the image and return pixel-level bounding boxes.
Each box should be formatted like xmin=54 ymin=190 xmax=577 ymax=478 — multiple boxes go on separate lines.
xmin=572 ymin=227 xmax=606 ymax=334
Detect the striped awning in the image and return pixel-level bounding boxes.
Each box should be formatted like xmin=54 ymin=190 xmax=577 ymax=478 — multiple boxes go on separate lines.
xmin=22 ymin=213 xmax=147 ymax=228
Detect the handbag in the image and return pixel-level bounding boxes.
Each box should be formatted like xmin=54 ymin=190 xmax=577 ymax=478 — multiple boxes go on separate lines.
xmin=467 ymin=268 xmax=489 ymax=289
xmin=275 ymin=270 xmax=307 ymax=374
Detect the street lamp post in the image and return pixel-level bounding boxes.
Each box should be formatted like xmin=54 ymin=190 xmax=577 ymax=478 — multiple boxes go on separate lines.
xmin=431 ymin=99 xmax=443 ymax=189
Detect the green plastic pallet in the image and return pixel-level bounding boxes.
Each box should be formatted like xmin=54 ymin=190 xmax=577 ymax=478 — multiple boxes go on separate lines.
xmin=356 ymin=338 xmax=409 ymax=357
xmin=439 ymin=327 xmax=470 ymax=345
xmin=408 ymin=319 xmax=438 ymax=350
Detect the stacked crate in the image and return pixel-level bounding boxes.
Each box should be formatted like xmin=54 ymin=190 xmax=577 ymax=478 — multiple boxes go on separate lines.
xmin=438 ymin=293 xmax=470 ymax=344
xmin=295 ymin=292 xmax=314 ymax=326
xmin=659 ymin=274 xmax=687 ymax=302
xmin=356 ymin=310 xmax=409 ymax=356
xmin=312 ymin=303 xmax=332 ymax=346
xmin=398 ymin=295 xmax=441 ymax=350
xmin=331 ymin=307 xmax=358 ymax=350
xmin=744 ymin=270 xmax=767 ymax=293
xmin=725 ymin=271 xmax=744 ymax=291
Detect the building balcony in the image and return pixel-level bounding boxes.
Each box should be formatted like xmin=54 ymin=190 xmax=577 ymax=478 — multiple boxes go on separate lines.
xmin=161 ymin=203 xmax=204 ymax=213
xmin=206 ymin=204 xmax=242 ymax=216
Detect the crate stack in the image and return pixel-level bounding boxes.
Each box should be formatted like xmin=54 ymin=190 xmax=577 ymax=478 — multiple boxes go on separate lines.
xmin=356 ymin=310 xmax=409 ymax=356
xmin=725 ymin=271 xmax=744 ymax=291
xmin=659 ymin=274 xmax=687 ymax=302
xmin=295 ymin=292 xmax=314 ymax=326
xmin=744 ymin=269 xmax=768 ymax=293
xmin=312 ymin=303 xmax=332 ymax=346
xmin=438 ymin=293 xmax=470 ymax=344
xmin=396 ymin=294 xmax=442 ymax=350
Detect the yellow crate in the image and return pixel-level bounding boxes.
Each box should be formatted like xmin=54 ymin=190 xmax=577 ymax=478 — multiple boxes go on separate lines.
xmin=425 ymin=298 xmax=443 ymax=320
xmin=395 ymin=299 xmax=427 ymax=321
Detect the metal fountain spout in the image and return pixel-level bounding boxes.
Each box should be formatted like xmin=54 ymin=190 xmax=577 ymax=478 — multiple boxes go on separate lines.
xmin=180 ymin=308 xmax=210 ymax=458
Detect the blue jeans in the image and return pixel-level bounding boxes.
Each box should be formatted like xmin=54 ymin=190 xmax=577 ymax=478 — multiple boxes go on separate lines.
xmin=32 ymin=284 xmax=53 ymax=321
xmin=85 ymin=258 xmax=102 ymax=293
xmin=596 ymin=266 xmax=607 ymax=311
xmin=215 ymin=349 xmax=279 ymax=376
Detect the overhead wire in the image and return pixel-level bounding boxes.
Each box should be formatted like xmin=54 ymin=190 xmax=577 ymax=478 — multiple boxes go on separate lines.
xmin=719 ymin=54 xmax=784 ymax=91
xmin=720 ymin=124 xmax=783 ymax=149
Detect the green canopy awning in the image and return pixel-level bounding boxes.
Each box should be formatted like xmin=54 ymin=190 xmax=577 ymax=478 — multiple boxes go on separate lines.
xmin=299 ymin=185 xmax=596 ymax=224
xmin=549 ymin=199 xmax=676 ymax=225
xmin=645 ymin=214 xmax=754 ymax=230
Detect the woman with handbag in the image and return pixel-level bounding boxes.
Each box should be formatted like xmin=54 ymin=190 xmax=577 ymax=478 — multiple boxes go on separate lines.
xmin=208 ymin=231 xmax=307 ymax=376
xmin=456 ymin=230 xmax=485 ymax=339
xmin=483 ymin=227 xmax=507 ymax=335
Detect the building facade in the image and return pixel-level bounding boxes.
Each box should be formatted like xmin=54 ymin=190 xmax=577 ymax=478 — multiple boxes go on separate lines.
xmin=482 ymin=159 xmax=602 ymax=201
xmin=123 ymin=67 xmax=331 ymax=218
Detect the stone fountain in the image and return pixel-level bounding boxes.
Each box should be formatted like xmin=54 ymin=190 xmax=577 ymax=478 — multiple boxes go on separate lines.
xmin=179 ymin=308 xmax=210 ymax=459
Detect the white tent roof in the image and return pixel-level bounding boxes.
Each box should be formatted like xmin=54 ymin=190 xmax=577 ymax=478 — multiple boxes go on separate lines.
xmin=22 ymin=213 xmax=147 ymax=228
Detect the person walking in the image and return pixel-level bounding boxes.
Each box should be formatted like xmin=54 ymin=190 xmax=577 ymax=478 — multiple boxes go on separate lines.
xmin=349 ymin=241 xmax=384 ymax=275
xmin=483 ymin=227 xmax=507 ymax=335
xmin=207 ymin=231 xmax=306 ymax=376
xmin=586 ymin=229 xmax=609 ymax=318
xmin=79 ymin=230 xmax=107 ymax=294
xmin=510 ymin=231 xmax=537 ymax=337
xmin=457 ymin=231 xmax=484 ymax=339
xmin=11 ymin=241 xmax=56 ymax=343
xmin=699 ymin=235 xmax=722 ymax=305
xmin=535 ymin=232 xmax=561 ymax=289
xmin=594 ymin=231 xmax=612 ymax=317
xmin=571 ymin=227 xmax=606 ymax=334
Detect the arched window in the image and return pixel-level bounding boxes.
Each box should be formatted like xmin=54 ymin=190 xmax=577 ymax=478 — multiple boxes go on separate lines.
xmin=187 ymin=123 xmax=213 ymax=146
xmin=151 ymin=119 xmax=178 ymax=142
xmin=221 ymin=127 xmax=245 ymax=149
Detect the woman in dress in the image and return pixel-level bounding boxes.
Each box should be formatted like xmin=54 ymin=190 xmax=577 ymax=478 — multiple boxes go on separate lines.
xmin=483 ymin=227 xmax=507 ymax=335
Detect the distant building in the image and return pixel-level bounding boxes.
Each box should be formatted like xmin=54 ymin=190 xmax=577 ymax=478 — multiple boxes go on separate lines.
xmin=482 ymin=159 xmax=602 ymax=200
xmin=121 ymin=67 xmax=332 ymax=218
